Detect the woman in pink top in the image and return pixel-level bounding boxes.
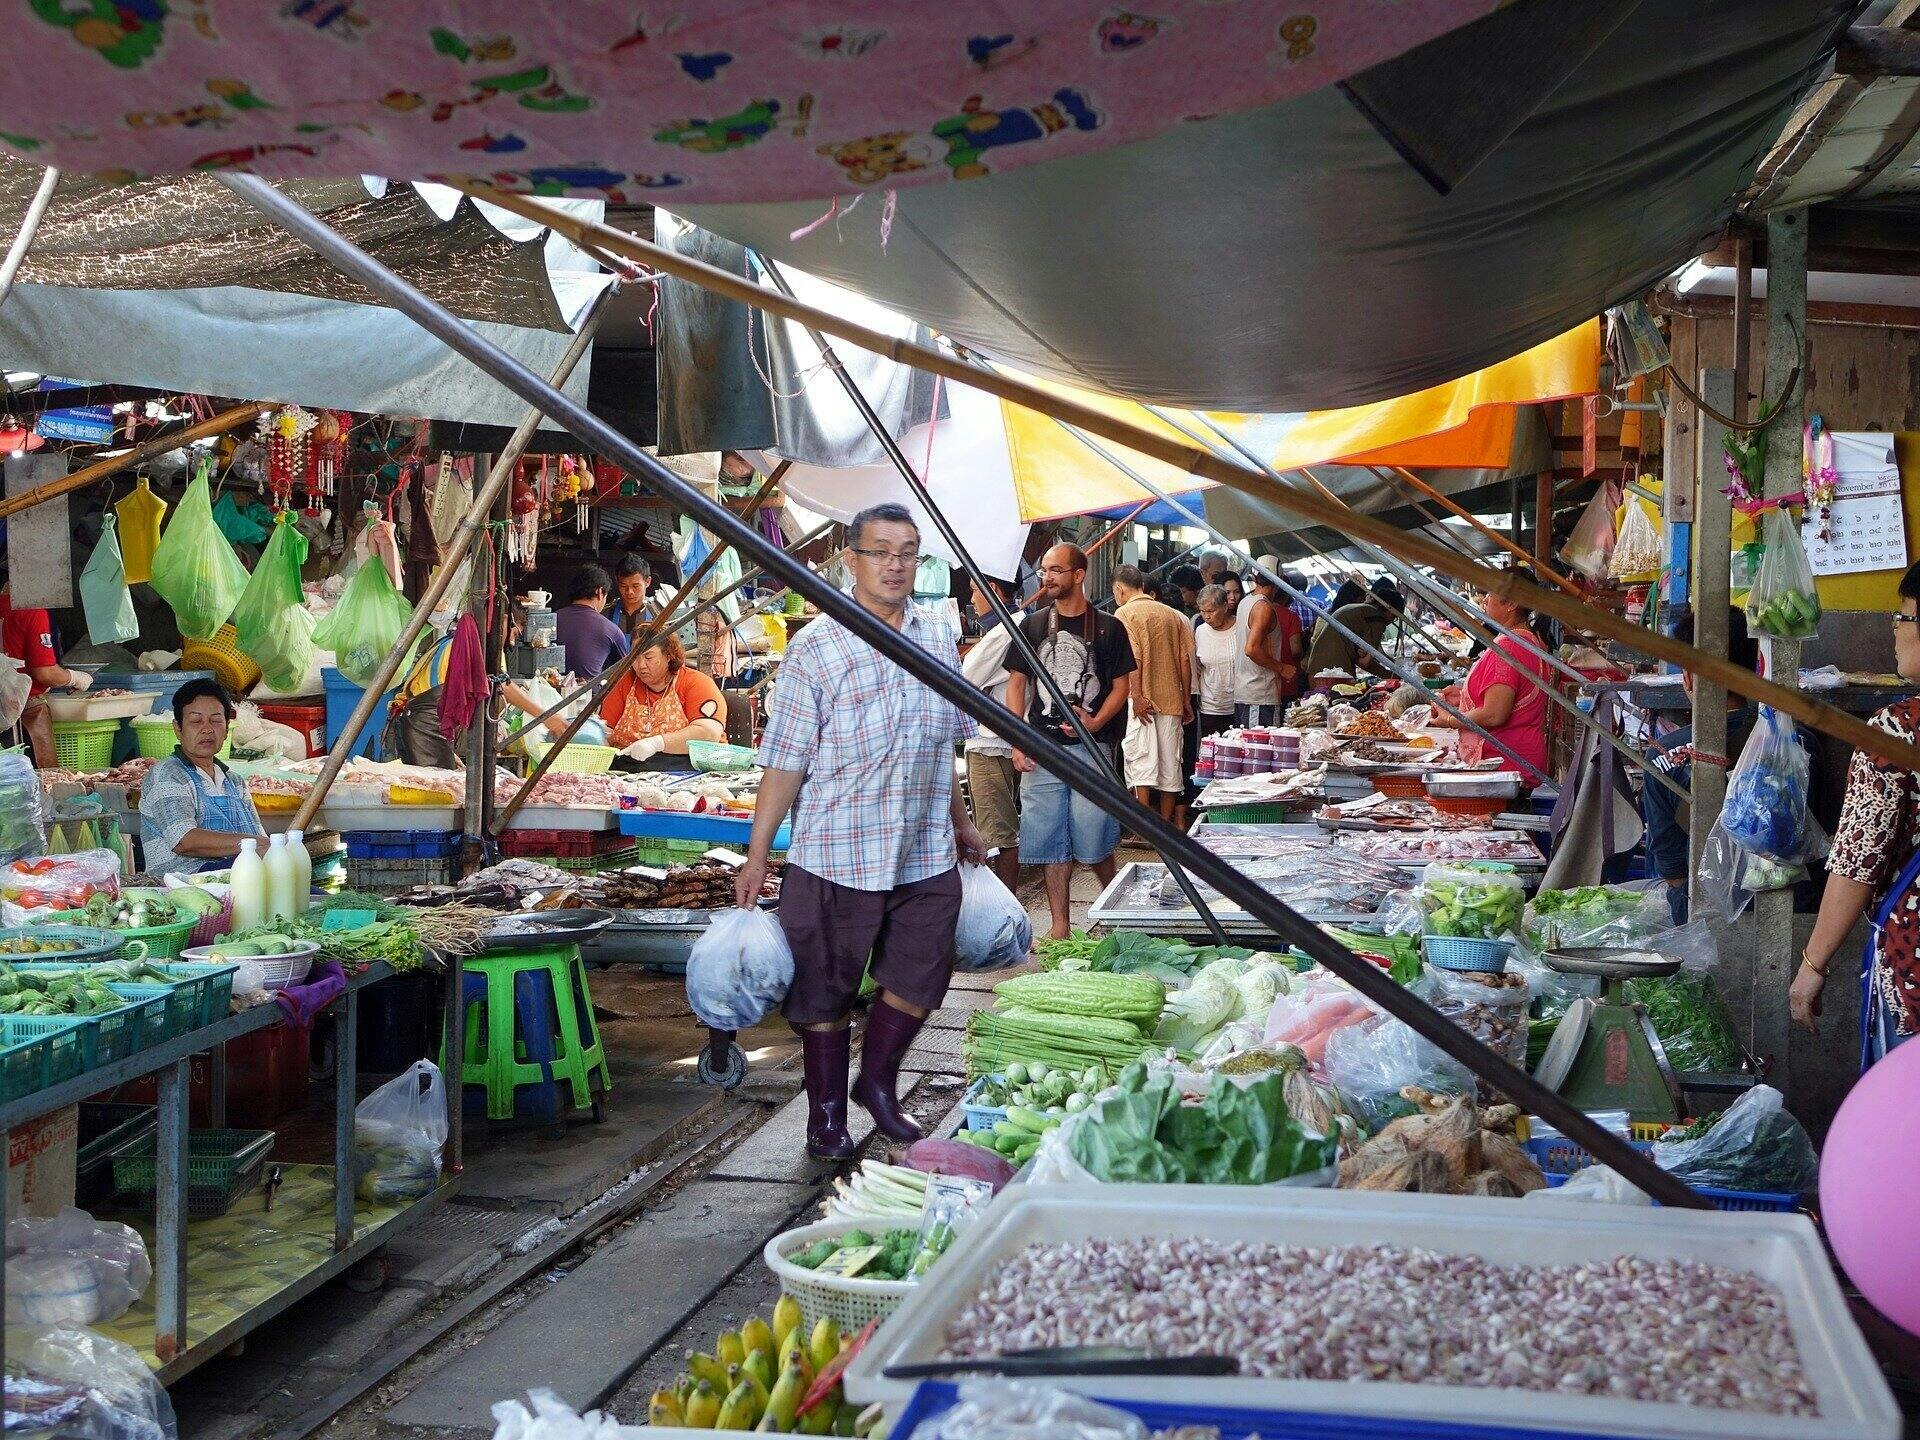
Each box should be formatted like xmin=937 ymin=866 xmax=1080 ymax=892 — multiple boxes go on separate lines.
xmin=1431 ymin=589 xmax=1551 ymax=779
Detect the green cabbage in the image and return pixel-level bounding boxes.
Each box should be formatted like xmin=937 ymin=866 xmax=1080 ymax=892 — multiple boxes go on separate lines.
xmin=1153 ymin=980 xmax=1239 ymax=1052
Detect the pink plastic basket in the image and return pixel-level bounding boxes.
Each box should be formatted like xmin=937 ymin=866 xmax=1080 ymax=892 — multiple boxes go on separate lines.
xmin=188 ymin=894 xmax=234 ymax=950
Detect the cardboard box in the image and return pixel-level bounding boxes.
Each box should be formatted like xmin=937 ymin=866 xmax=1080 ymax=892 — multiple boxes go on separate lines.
xmin=8 ymin=1106 xmax=78 ymax=1217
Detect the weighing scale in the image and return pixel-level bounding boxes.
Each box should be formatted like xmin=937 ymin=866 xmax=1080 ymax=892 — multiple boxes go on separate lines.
xmin=507 ymin=588 xmax=566 ymax=678
xmin=1532 ymin=946 xmax=1686 ymax=1124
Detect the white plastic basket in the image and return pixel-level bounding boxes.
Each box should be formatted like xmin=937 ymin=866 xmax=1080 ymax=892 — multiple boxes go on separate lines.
xmin=763 ymin=1218 xmax=916 ymax=1334
xmin=182 ymin=940 xmax=316 ymax=991
xmin=1425 ymin=771 xmax=1524 ymax=799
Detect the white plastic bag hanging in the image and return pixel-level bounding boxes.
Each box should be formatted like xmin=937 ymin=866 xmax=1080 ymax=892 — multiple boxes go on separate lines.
xmin=78 ymin=514 xmax=140 ymax=646
xmin=1608 ymin=495 xmax=1662 ymax=582
xmin=954 ymin=863 xmax=1033 ymax=970
xmin=0 ymin=655 xmax=31 ymax=730
xmin=686 ymin=907 xmax=793 ymax=1029
xmin=1560 ymin=486 xmax=1618 ymax=580
xmin=353 ymin=1060 xmax=447 ymax=1204
xmin=1745 ymin=506 xmax=1823 ymax=638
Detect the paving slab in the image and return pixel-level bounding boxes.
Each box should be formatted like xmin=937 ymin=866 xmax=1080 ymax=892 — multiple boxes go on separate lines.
xmin=901 ymin=1024 xmax=966 ymax=1076
xmin=385 ymin=1179 xmax=816 ymax=1431
xmin=456 ymin=1080 xmax=720 ymax=1214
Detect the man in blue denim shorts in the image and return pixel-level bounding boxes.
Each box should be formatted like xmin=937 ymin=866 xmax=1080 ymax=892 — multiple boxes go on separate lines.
xmin=1004 ymin=543 xmax=1136 ymax=940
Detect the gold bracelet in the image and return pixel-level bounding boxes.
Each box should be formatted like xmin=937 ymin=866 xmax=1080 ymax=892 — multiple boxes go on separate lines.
xmin=1800 ymin=952 xmax=1828 ymax=978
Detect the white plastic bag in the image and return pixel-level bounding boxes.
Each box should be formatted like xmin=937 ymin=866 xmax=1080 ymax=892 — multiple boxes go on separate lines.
xmin=353 ymin=1060 xmax=447 ymax=1204
xmin=1560 ymin=486 xmax=1618 ymax=580
xmin=3 ymin=1326 xmax=177 ymax=1440
xmin=5 ymin=1208 xmax=152 ymax=1326
xmin=1744 ymin=506 xmax=1822 ymax=639
xmin=906 ymin=1380 xmax=1149 ymax=1440
xmin=0 ymin=655 xmax=31 ymax=731
xmin=490 ymin=1389 xmax=647 ymax=1440
xmin=686 ymin=907 xmax=793 ymax=1029
xmin=1720 ymin=707 xmax=1826 ymax=863
xmin=954 ymin=863 xmax=1032 ymax=971
xmin=1648 ymin=1084 xmax=1819 ymax=1194
xmin=1528 ymin=1164 xmax=1653 ymax=1206
xmin=1608 ymin=496 xmax=1661 ymax=582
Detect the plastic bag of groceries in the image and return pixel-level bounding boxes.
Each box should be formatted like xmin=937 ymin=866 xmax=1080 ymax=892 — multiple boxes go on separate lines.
xmin=954 ymin=863 xmax=1032 ymax=970
xmin=147 ymin=461 xmax=249 ymax=642
xmin=1720 ymin=707 xmax=1826 ymax=863
xmin=686 ymin=907 xmax=793 ymax=1029
xmin=311 ymin=554 xmax=415 ymax=688
xmin=1744 ymin=506 xmax=1822 ymax=639
xmin=3 ymin=1326 xmax=177 ymax=1440
xmin=6 ymin=1208 xmax=152 ymax=1326
xmin=353 ymin=1060 xmax=448 ymax=1204
xmin=232 ymin=512 xmax=316 ymax=692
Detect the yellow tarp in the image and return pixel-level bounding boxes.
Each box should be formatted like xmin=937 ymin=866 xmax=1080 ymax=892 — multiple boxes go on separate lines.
xmin=1004 ymin=319 xmax=1602 ymax=522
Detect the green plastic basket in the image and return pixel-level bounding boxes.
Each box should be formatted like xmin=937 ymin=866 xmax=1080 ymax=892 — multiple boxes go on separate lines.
xmin=115 ymin=917 xmax=199 ymax=959
xmin=523 ymin=740 xmax=616 ymax=774
xmin=0 ymin=1032 xmax=51 ymax=1103
xmin=110 ymin=1128 xmax=275 ymax=1218
xmin=687 ymin=739 xmax=756 ymax=773
xmin=51 ymin=719 xmax=120 ymax=772
xmin=1204 ymin=801 xmax=1298 ymax=824
xmin=130 ymin=715 xmax=230 ymax=760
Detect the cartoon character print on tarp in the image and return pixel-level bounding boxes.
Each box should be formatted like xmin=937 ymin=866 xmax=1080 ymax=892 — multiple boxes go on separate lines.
xmin=129 ymin=77 xmax=278 ymax=133
xmin=31 ymin=0 xmax=166 ymax=68
xmin=283 ymin=0 xmax=370 ymax=42
xmin=656 ymin=96 xmax=814 ymax=153
xmin=485 ymin=165 xmax=686 ymax=201
xmin=1097 ymin=12 xmax=1168 ymax=53
xmin=381 ymin=29 xmax=595 ymax=126
xmin=822 ymin=88 xmax=1103 ymax=186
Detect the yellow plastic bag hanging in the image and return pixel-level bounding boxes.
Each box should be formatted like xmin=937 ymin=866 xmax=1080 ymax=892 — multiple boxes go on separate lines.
xmin=114 ymin=477 xmax=167 ymax=585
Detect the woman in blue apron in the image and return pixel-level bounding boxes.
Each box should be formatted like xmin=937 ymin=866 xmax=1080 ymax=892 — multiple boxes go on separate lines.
xmin=137 ymin=679 xmax=268 ymax=876
xmin=1792 ymin=564 xmax=1920 ymax=1064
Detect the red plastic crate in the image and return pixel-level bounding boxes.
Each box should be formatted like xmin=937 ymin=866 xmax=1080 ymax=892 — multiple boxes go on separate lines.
xmin=258 ymin=702 xmax=326 ymax=757
xmin=498 ymin=829 xmax=631 ymax=859
xmin=104 ymin=1019 xmax=312 ymax=1128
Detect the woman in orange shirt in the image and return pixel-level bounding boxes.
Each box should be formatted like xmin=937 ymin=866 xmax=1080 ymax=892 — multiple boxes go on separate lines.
xmin=600 ymin=633 xmax=728 ymax=770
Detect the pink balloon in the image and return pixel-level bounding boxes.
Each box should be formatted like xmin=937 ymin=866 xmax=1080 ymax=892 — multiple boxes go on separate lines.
xmin=1822 ymin=1039 xmax=1920 ymax=1335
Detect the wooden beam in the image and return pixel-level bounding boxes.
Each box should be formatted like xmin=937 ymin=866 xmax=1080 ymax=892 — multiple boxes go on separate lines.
xmin=0 ymin=402 xmax=266 ymax=521
xmin=1834 ymin=23 xmax=1920 ymax=77
xmin=451 ymin=181 xmax=1920 ymax=782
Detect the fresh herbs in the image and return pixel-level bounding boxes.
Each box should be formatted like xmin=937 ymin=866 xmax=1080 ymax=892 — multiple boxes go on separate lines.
xmin=1625 ymin=973 xmax=1744 ymax=1072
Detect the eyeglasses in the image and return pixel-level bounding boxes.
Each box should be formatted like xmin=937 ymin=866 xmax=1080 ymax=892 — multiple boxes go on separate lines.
xmin=1894 ymin=613 xmax=1919 ymax=627
xmin=849 ymin=547 xmax=921 ymax=570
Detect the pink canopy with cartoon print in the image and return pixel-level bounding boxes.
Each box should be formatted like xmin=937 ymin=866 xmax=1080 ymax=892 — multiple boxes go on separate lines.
xmin=1 ymin=2 xmax=1497 ymax=202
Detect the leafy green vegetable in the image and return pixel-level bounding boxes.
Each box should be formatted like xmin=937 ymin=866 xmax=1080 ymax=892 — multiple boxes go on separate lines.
xmin=1625 ymin=972 xmax=1744 ymax=1072
xmin=1066 ymin=1070 xmax=1336 ymax=1185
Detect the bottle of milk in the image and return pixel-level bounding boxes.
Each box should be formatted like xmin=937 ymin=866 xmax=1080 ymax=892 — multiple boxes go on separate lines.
xmin=230 ymin=838 xmax=266 ymax=932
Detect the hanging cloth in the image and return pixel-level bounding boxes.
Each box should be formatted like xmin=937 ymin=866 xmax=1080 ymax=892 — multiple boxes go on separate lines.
xmin=427 ymin=455 xmax=471 ymax=550
xmin=436 ymin=614 xmax=489 ymax=741
xmin=114 ymin=477 xmax=167 ymax=584
xmin=78 ymin=513 xmax=140 ymax=646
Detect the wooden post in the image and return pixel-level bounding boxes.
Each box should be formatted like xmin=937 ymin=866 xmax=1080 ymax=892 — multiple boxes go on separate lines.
xmin=1753 ymin=207 xmax=1810 ymax=1088
xmin=1688 ymin=371 xmax=1732 ymax=928
xmin=1534 ymin=471 xmax=1553 ymax=568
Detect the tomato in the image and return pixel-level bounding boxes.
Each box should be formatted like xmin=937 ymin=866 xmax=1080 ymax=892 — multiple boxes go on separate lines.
xmin=16 ymin=890 xmax=46 ymax=907
xmin=74 ymin=884 xmax=96 ymax=903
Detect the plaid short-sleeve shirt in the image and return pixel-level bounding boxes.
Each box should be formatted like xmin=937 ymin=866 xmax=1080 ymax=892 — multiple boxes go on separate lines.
xmin=757 ymin=603 xmax=975 ymax=891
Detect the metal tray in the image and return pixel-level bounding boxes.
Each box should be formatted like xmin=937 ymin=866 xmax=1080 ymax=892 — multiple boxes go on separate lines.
xmin=484 ymin=907 xmax=617 ymax=951
xmin=1086 ymin=862 xmax=1395 ymax=934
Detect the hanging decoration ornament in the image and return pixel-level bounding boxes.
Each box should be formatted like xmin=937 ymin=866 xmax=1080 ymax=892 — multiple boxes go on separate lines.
xmin=509 ymin=464 xmax=540 ymax=566
xmin=256 ymin=404 xmax=318 ymax=510
xmin=1803 ymin=415 xmax=1838 ymax=545
xmin=312 ymin=409 xmax=350 ymax=505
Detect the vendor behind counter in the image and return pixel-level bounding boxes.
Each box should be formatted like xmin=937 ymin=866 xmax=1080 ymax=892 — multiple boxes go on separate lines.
xmin=601 ymin=633 xmax=725 ymax=769
xmin=139 ymin=678 xmax=268 ymax=876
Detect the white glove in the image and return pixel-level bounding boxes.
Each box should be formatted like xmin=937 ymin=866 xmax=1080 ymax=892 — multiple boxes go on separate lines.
xmin=620 ymin=735 xmax=666 ymax=763
xmin=66 ymin=669 xmax=92 ymax=693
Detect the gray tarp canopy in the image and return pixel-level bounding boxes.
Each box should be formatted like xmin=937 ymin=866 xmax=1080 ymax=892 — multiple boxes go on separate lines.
xmin=0 ymin=167 xmax=607 ymax=426
xmin=675 ymin=0 xmax=1847 ymax=412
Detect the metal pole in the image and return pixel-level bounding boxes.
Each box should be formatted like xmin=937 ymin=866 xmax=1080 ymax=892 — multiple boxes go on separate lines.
xmin=492 ymin=467 xmax=783 ymax=833
xmin=758 ymin=256 xmax=1228 ymax=944
xmin=218 ymin=170 xmax=1709 ymax=1208
xmin=1386 ymin=465 xmax=1582 ymax=594
xmin=448 ymin=182 xmax=1920 ymax=781
xmin=290 ymin=287 xmax=616 ymax=831
xmin=0 ymin=166 xmax=58 ymax=313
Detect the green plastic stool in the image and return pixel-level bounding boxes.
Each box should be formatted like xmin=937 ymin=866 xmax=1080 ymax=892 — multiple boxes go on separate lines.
xmin=442 ymin=944 xmax=611 ymax=1123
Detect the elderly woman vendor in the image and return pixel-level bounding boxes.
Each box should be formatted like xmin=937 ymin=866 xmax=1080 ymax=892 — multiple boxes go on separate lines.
xmin=139 ymin=679 xmax=268 ymax=876
xmin=599 ymin=633 xmax=727 ymax=769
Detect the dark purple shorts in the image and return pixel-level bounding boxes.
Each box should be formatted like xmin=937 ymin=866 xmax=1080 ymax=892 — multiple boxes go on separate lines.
xmin=776 ymin=864 xmax=962 ymax=1024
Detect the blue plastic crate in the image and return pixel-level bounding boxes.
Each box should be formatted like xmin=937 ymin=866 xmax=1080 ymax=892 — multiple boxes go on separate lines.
xmin=960 ymin=1075 xmax=1008 ymax=1132
xmin=343 ymin=829 xmax=462 ymax=860
xmin=1521 ymin=1135 xmax=1797 ymax=1213
xmin=617 ymin=808 xmax=790 ymax=849
xmin=890 ymin=1380 xmax=1651 ymax=1439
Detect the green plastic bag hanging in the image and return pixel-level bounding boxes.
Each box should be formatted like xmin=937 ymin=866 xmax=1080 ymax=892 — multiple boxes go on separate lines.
xmin=234 ymin=512 xmax=315 ymax=692
xmin=211 ymin=491 xmax=272 ymax=547
xmin=78 ymin=513 xmax=140 ymax=646
xmin=312 ymin=555 xmax=416 ymax=688
xmin=148 ymin=460 xmax=250 ymax=641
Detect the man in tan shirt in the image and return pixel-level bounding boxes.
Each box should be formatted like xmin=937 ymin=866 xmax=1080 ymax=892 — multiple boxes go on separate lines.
xmin=1111 ymin=564 xmax=1195 ymax=824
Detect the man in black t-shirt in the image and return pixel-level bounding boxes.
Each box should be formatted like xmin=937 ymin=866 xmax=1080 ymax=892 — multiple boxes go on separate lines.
xmin=1004 ymin=543 xmax=1137 ymax=939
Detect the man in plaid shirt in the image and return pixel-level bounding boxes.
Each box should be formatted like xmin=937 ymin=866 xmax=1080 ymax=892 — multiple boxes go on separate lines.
xmin=735 ymin=504 xmax=988 ymax=1159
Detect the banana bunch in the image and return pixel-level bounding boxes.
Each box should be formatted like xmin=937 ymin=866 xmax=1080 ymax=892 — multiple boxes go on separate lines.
xmin=647 ymin=1296 xmax=884 ymax=1434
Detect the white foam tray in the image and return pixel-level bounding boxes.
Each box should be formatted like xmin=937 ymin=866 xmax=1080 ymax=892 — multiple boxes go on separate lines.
xmin=843 ymin=1185 xmax=1897 ymax=1440
xmin=44 ymin=692 xmax=157 ymax=722
xmin=502 ymin=805 xmax=615 ymax=832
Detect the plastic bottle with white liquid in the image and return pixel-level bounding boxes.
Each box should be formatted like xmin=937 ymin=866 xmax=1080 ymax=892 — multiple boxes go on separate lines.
xmin=230 ymin=838 xmax=266 ymax=932
xmin=264 ymin=833 xmax=297 ymax=922
xmin=285 ymin=829 xmax=313 ymax=914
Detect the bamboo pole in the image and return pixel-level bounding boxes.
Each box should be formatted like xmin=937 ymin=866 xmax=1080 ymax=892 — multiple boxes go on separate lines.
xmin=0 ymin=167 xmax=58 ymax=314
xmin=454 ymin=182 xmax=1920 ymax=778
xmin=0 ymin=403 xmax=268 ymax=520
xmin=289 ymin=287 xmax=615 ymax=832
xmin=489 ymin=465 xmax=784 ymax=834
xmin=1385 ymin=465 xmax=1581 ymax=594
